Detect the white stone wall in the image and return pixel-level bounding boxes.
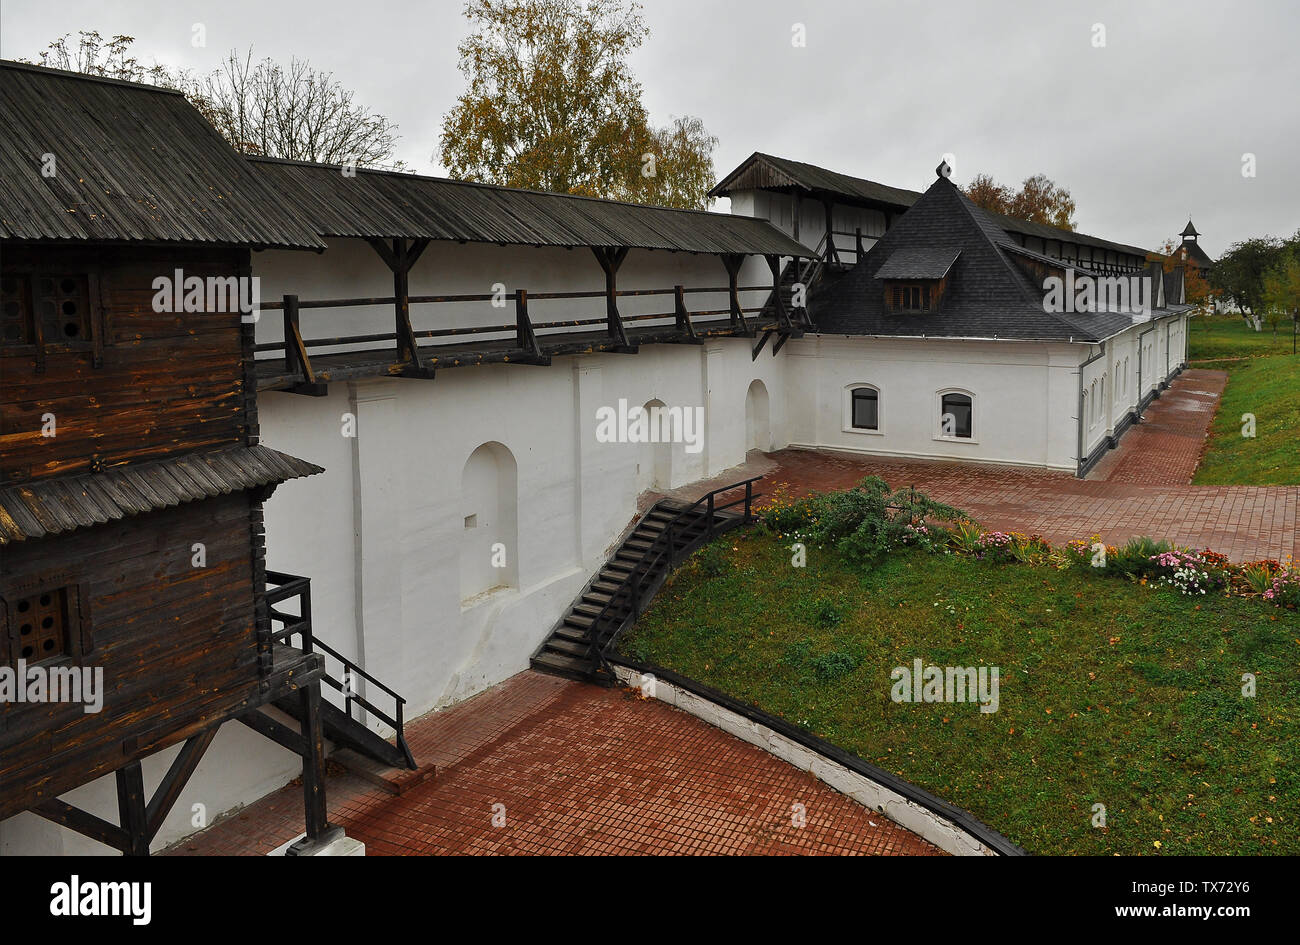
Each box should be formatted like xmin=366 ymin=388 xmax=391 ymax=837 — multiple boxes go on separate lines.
xmin=252 ymin=237 xmax=776 ymax=354
xmin=784 ymin=335 xmax=1084 ymax=470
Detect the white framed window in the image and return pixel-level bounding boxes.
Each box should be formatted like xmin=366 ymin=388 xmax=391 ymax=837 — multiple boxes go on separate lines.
xmin=935 ymin=388 xmax=975 ymax=442
xmin=843 ymin=383 xmax=883 ymax=435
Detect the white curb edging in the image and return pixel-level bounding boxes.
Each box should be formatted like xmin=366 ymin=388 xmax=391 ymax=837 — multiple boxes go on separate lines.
xmin=614 ymin=666 xmax=997 ymax=856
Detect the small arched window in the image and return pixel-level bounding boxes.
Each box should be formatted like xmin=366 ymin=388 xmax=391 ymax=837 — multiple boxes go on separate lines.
xmin=851 ymin=386 xmax=879 ymax=430
xmin=843 ymin=384 xmax=883 ymax=434
xmin=938 ymin=390 xmax=973 ymax=439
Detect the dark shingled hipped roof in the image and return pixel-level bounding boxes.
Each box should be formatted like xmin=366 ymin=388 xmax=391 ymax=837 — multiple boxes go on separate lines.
xmin=0 ymin=445 xmax=323 ymax=543
xmin=1177 ymin=239 xmax=1215 ymax=270
xmin=874 ymin=248 xmax=961 ymax=280
xmin=250 ymin=156 xmax=810 ymax=256
xmin=810 ymin=175 xmax=1186 ymax=343
xmin=0 ymin=60 xmax=325 ymax=249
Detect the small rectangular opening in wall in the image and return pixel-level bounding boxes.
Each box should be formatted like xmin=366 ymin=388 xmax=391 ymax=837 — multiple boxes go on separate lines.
xmin=464 ymin=514 xmax=477 ymax=529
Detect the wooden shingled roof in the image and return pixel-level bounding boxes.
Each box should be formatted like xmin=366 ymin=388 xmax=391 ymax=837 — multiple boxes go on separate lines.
xmin=0 ymin=445 xmax=323 ymax=544
xmin=0 ymin=61 xmax=325 ymax=249
xmin=248 ymin=157 xmax=811 ymax=256
xmin=711 ymin=151 xmax=1153 ymax=259
xmin=0 ymin=61 xmax=806 ymax=258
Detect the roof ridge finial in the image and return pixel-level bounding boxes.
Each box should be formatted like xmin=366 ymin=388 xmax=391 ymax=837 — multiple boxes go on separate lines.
xmin=936 ymin=159 xmax=952 ymax=180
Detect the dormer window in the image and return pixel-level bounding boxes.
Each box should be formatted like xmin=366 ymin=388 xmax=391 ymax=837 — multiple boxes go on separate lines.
xmin=891 ymin=283 xmax=932 ymax=311
xmin=875 ymin=248 xmax=959 ymax=314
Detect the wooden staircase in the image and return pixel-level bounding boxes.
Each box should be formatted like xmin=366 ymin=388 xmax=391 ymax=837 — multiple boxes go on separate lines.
xmin=254 ymin=572 xmax=418 ymax=772
xmin=531 ymin=478 xmax=762 ymax=682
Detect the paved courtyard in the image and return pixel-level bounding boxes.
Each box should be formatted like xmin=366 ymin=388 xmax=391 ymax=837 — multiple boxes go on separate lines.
xmin=684 ymin=369 xmax=1296 ymax=563
xmin=173 ymin=671 xmax=940 ymax=856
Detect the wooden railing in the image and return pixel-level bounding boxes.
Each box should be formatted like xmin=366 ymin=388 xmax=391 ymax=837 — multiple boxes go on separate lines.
xmin=254 ymin=282 xmax=801 ymax=386
xmin=265 ymin=570 xmax=416 ymax=769
xmin=585 ymin=476 xmax=763 ymax=677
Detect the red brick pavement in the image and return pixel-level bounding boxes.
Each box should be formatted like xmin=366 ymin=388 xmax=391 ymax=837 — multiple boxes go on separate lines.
xmin=171 ymin=672 xmax=941 ymax=856
xmin=1087 ymin=370 xmax=1226 ymax=485
xmin=677 ymin=370 xmax=1295 ymax=563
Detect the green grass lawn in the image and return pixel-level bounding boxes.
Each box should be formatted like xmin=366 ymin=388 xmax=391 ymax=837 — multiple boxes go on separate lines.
xmin=1187 ymin=316 xmax=1299 ymax=485
xmin=619 ymin=531 xmax=1299 ymax=855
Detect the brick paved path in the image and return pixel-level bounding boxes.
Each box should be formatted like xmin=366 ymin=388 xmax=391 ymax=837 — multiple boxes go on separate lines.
xmin=173 ymin=672 xmax=940 ymax=856
xmin=681 ymin=370 xmax=1296 ymax=563
xmin=1087 ymin=370 xmax=1226 ymax=485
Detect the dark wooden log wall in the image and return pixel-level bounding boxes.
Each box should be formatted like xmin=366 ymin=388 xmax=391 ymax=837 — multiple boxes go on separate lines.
xmin=1 ymin=245 xmax=251 ymax=483
xmin=0 ymin=243 xmax=277 ymax=823
xmin=0 ymin=494 xmax=260 ymax=820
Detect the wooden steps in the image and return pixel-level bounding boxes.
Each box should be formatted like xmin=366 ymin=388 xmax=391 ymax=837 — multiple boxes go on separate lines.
xmin=530 ymin=494 xmax=749 ymax=682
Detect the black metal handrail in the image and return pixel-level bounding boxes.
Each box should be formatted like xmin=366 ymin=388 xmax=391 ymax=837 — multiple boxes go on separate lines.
xmin=585 ymin=476 xmax=763 ymax=676
xmin=264 ymin=570 xmax=415 ymax=769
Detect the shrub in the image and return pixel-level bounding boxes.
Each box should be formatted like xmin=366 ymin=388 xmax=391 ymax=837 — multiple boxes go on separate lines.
xmin=761 ymin=477 xmax=965 ymax=566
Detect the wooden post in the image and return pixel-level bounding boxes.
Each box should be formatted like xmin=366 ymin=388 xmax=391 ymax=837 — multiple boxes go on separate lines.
xmin=515 ymin=289 xmax=545 ymax=361
xmin=283 ymin=294 xmax=317 ymax=386
xmin=823 ymin=200 xmax=839 ymax=266
xmin=766 ymin=254 xmax=793 ymax=333
xmin=115 ymin=762 xmax=149 ymax=856
xmin=721 ymin=254 xmax=750 ymax=336
xmin=368 ymin=237 xmax=433 ymax=377
xmin=592 ymin=246 xmax=631 ymax=348
xmin=855 ymin=227 xmax=864 ymax=262
xmin=391 ymin=238 xmax=429 ymax=368
xmin=674 ymin=285 xmax=698 ymax=340
xmin=298 ymin=681 xmax=329 ymax=843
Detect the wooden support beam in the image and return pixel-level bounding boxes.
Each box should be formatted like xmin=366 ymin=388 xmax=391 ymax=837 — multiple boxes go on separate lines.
xmin=720 ymin=254 xmax=752 ymax=336
xmin=33 ymin=798 xmax=129 ymax=854
xmin=674 ymin=285 xmax=698 ymax=341
xmin=823 ymin=200 xmax=839 ymax=266
xmin=766 ymin=254 xmax=795 ymax=333
xmin=368 ymin=237 xmax=436 ymax=379
xmin=116 ymin=761 xmax=150 ymax=856
xmin=751 ymin=329 xmax=771 ymax=360
xmin=514 ymin=289 xmax=548 ymax=363
xmin=297 ymin=681 xmax=330 ymax=842
xmin=856 ymin=227 xmax=865 ymax=262
xmin=283 ymin=294 xmax=318 ymax=389
xmin=238 ymin=706 xmax=308 ymax=754
xmin=772 ymin=331 xmax=792 ymax=356
xmin=592 ymin=246 xmax=632 ymax=348
xmin=144 ymin=728 xmax=218 ymax=842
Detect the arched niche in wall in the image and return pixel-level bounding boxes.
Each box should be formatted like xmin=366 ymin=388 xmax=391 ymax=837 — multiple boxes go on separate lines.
xmin=460 ymin=441 xmax=519 ymax=603
xmin=745 ymin=379 xmax=771 ymax=452
xmin=634 ymin=398 xmax=672 ymax=493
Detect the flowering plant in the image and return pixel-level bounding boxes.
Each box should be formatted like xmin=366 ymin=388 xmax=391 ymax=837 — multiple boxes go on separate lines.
xmin=1148 ymin=550 xmax=1229 ymax=596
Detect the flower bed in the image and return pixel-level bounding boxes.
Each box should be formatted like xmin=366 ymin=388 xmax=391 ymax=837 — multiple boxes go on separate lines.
xmin=760 ymin=478 xmax=1298 ymax=610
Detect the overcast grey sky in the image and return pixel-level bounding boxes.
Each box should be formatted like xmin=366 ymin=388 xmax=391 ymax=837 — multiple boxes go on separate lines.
xmin=3 ymin=0 xmax=1296 ymax=256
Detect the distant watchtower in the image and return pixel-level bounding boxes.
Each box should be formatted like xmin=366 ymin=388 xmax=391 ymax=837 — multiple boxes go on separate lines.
xmin=1177 ymin=219 xmax=1214 ymax=281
